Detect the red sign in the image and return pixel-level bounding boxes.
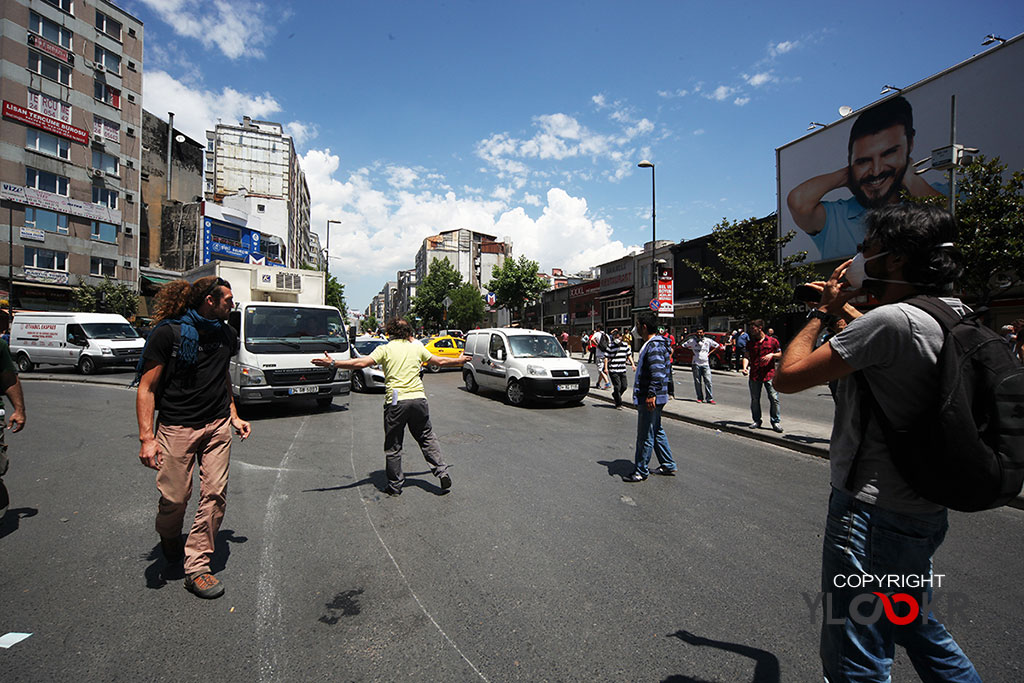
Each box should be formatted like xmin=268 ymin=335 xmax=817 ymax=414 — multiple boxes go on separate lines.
xmin=3 ymin=101 xmax=88 ymax=144
xmin=28 ymin=34 xmax=71 ymax=63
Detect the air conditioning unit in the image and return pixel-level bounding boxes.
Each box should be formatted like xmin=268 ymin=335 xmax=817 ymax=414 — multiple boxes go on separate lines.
xmin=127 ymin=61 xmax=136 ymax=71
xmin=251 ymin=268 xmax=303 ymax=294
xmin=123 ymin=260 xmax=132 ymax=269
xmin=89 ymin=168 xmax=104 ymax=178
xmin=127 ymin=93 xmax=136 ymax=103
xmin=94 ymin=64 xmax=106 ymax=74
xmin=126 ymin=193 xmax=135 ymax=202
xmin=128 ymin=28 xmax=137 ymax=38
xmin=92 ymin=133 xmax=105 ymax=145
xmin=126 ymin=127 xmax=136 ymax=137
xmin=124 ymin=226 xmax=133 ymax=235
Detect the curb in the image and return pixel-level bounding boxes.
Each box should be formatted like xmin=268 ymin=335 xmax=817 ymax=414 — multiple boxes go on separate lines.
xmin=19 ymin=374 xmax=132 ymax=388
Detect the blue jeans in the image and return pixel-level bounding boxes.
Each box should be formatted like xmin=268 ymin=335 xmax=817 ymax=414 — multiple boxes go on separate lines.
xmin=820 ymin=488 xmax=980 ymax=683
xmin=691 ymin=364 xmax=713 ymax=401
xmin=748 ymin=378 xmax=780 ymax=425
xmin=633 ymin=403 xmax=675 ymax=476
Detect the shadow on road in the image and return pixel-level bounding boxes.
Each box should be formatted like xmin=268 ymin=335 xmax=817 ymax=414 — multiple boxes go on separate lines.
xmin=302 ymin=469 xmax=448 ymax=496
xmin=142 ymin=528 xmax=247 ymax=589
xmin=783 ymin=434 xmax=830 ymax=446
xmin=664 ymin=629 xmax=781 ymax=683
xmin=239 ymin=400 xmax=349 ymax=422
xmin=0 ymin=507 xmax=38 ymax=540
xmin=597 ymin=459 xmax=635 ymax=478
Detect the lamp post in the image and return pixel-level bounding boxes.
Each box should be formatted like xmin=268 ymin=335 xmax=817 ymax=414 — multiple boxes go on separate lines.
xmin=637 ymin=160 xmax=656 ymax=304
xmin=325 ymin=219 xmax=342 ymax=273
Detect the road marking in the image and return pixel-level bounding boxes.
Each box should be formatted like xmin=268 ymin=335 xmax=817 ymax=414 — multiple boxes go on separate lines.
xmin=0 ymin=632 xmax=32 ymax=649
xmin=233 ymin=460 xmax=304 ymax=473
xmin=255 ymin=415 xmax=310 ymax=683
xmin=349 ymin=415 xmax=489 ymax=682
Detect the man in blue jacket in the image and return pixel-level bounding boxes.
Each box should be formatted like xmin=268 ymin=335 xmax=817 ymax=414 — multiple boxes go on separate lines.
xmin=623 ymin=312 xmax=677 ymax=482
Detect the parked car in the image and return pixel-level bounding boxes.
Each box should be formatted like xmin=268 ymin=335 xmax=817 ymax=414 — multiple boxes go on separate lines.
xmin=422 ymin=335 xmax=466 ymax=373
xmin=672 ymin=331 xmax=730 ymax=369
xmin=350 ymin=336 xmax=387 ymax=392
xmin=462 ymin=328 xmax=589 ymax=406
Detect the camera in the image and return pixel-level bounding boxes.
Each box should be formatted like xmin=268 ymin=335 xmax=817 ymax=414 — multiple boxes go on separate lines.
xmin=793 ymin=284 xmax=821 ymax=304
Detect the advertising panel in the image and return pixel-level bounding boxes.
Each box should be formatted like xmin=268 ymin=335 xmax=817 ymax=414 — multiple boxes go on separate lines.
xmin=656 ymin=267 xmax=674 ymax=318
xmin=3 ymin=101 xmax=88 ymax=144
xmin=1 ymin=182 xmax=121 ymax=224
xmin=777 ymin=37 xmax=1024 ymax=264
xmin=202 ymin=216 xmax=281 ymax=266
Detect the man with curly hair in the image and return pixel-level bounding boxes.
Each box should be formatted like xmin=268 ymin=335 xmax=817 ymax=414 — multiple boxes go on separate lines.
xmin=135 ymin=276 xmax=251 ymax=599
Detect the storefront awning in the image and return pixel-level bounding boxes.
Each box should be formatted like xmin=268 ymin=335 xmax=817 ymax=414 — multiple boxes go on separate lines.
xmin=595 ymin=288 xmax=633 ymax=301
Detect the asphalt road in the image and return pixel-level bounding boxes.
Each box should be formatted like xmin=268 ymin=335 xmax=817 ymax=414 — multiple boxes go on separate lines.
xmin=2 ymin=375 xmax=1022 ymax=682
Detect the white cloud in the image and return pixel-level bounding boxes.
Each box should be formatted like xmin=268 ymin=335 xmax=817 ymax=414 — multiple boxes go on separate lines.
xmin=693 ymin=129 xmax=706 ymax=136
xmin=769 ymin=40 xmax=799 ymax=57
xmin=657 ymin=89 xmax=690 ymax=99
xmin=733 ymin=97 xmax=751 ymax=106
xmin=302 ymin=149 xmax=633 ymax=303
xmin=385 ymin=166 xmax=419 ymax=189
xmin=137 ymin=0 xmax=275 ymax=60
xmin=743 ymin=71 xmax=777 ymax=87
xmin=142 ymin=70 xmax=281 ymax=143
xmin=284 ymin=121 xmax=318 ymax=147
xmin=708 ymin=85 xmax=734 ymax=101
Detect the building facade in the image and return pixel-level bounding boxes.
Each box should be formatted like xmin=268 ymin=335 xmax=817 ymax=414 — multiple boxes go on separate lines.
xmin=414 ymin=228 xmax=510 ymax=295
xmin=395 ymin=267 xmax=416 ymax=320
xmin=204 ymin=116 xmax=311 ymax=269
xmin=0 ymin=0 xmax=143 ymax=310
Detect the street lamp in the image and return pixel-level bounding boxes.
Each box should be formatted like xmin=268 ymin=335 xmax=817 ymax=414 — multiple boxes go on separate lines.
xmin=807 ymin=122 xmax=827 ymax=130
xmin=637 ymin=160 xmax=656 ymax=304
xmin=880 ymin=84 xmax=902 ymax=95
xmin=981 ymin=34 xmax=1006 ymax=46
xmin=325 ymin=219 xmax=343 ymax=272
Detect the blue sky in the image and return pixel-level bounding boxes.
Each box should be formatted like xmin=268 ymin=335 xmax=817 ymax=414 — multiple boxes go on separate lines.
xmin=125 ymin=0 xmax=1024 ymax=310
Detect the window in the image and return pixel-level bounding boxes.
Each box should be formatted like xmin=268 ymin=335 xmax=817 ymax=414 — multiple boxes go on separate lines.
xmin=42 ymin=0 xmax=73 ymax=13
xmin=90 ymin=256 xmax=116 ymax=277
xmin=605 ymin=298 xmax=630 ymax=322
xmin=29 ymin=50 xmax=71 ymax=86
xmin=28 ymin=90 xmax=71 ymax=123
xmin=211 ymin=222 xmax=241 ymax=246
xmin=92 ymin=187 xmax=118 ymax=209
xmin=25 ymin=208 xmax=69 ymax=234
xmin=24 ymin=247 xmax=68 ymax=271
xmin=30 ymin=12 xmax=73 ymax=49
xmin=26 ymin=168 xmax=69 ymax=196
xmin=95 ymin=11 xmax=122 ymax=40
xmin=91 ymin=150 xmax=119 ymax=175
xmin=93 ymin=116 xmax=120 ymax=142
xmin=26 ymin=129 xmax=70 ymax=159
xmin=94 ymin=81 xmax=120 ymax=108
xmin=91 ymin=221 xmax=118 ymax=242
xmin=94 ymin=45 xmax=121 ymax=74
xmin=257 ymin=204 xmax=266 ymax=213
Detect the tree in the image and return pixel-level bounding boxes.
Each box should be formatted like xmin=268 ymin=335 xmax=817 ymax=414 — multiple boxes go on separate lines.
xmin=685 ymin=214 xmax=816 ymax=323
xmin=72 ymin=278 xmax=139 ymax=320
xmin=486 ymin=255 xmax=547 ymax=323
xmin=411 ymin=258 xmax=463 ymax=330
xmin=361 ymin=315 xmax=378 ymax=333
xmin=915 ymin=156 xmax=1024 ymax=305
xmin=448 ymin=283 xmax=485 ymax=331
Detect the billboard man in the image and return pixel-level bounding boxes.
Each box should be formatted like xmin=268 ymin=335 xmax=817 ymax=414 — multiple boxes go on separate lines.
xmin=787 ymin=97 xmax=944 ymax=260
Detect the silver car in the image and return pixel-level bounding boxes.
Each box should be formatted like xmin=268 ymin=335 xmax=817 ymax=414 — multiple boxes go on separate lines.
xmin=351 ymin=337 xmax=387 ymax=392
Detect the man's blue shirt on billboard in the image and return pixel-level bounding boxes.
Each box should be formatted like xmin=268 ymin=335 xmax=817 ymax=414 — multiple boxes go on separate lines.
xmin=813 ymin=197 xmax=867 ymax=261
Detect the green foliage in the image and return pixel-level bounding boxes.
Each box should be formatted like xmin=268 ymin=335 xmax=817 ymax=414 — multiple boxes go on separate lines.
xmin=73 ymin=278 xmax=139 ymax=319
xmin=485 ymin=255 xmax=547 ymax=322
xmin=914 ymin=156 xmax=1024 ymax=304
xmin=411 ymin=257 xmax=463 ymax=330
xmin=685 ymin=214 xmax=816 ymax=323
xmin=361 ymin=315 xmax=378 ymax=333
xmin=448 ymin=283 xmax=485 ymax=331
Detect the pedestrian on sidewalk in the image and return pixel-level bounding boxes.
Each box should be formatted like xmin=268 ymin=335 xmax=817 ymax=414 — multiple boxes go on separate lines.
xmin=774 ymin=203 xmax=981 ymax=683
xmin=314 ymin=318 xmax=467 ymax=497
xmin=593 ymin=325 xmax=611 ymax=389
xmin=0 ymin=313 xmax=27 ymax=522
xmin=606 ymin=328 xmax=635 ymax=408
xmin=682 ymin=328 xmax=721 ymax=404
xmin=559 ymin=329 xmax=569 ymax=351
xmin=623 ymin=313 xmax=676 ymax=482
xmin=733 ymin=328 xmax=749 ymax=371
xmin=741 ymin=319 xmax=783 ymax=432
xmin=135 ymin=276 xmax=251 ymax=600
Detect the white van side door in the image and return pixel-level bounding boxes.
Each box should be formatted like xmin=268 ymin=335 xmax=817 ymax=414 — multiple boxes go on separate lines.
xmin=478 ymin=333 xmax=508 ymax=391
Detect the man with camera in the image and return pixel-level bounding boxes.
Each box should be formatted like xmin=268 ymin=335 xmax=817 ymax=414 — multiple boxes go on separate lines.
xmin=774 ymin=204 xmax=979 ymax=683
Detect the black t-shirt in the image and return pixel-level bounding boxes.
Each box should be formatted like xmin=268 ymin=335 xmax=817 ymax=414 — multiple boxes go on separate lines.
xmin=143 ymin=322 xmax=238 ymax=426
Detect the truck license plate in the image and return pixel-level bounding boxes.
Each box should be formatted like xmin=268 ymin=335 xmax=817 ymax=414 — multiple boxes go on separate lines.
xmin=556 ymin=383 xmax=579 ymax=391
xmin=288 ymin=385 xmax=318 ymax=395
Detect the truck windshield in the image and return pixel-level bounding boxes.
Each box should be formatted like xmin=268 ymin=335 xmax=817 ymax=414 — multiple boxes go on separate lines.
xmin=243 ymin=306 xmax=349 ymax=354
xmin=508 ymin=335 xmax=565 ymax=358
xmin=81 ymin=323 xmax=140 ymax=340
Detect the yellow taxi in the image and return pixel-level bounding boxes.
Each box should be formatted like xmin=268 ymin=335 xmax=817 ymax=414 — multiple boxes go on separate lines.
xmin=422 ymin=335 xmax=467 ymax=372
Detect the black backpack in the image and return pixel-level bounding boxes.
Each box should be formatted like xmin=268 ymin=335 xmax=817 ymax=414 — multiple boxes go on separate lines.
xmin=852 ymin=296 xmax=1024 ymax=512
xmin=597 ymin=331 xmax=610 ymax=353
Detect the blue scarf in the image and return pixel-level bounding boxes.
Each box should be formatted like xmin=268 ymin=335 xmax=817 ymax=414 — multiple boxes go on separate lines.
xmin=130 ymin=308 xmax=224 ymax=387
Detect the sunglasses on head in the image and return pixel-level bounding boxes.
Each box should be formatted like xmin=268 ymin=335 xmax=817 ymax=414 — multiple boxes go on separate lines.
xmin=201 ymin=277 xmax=230 ymax=300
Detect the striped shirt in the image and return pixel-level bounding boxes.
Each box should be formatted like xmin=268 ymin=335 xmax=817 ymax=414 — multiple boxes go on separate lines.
xmin=606 ymin=340 xmax=630 ymax=374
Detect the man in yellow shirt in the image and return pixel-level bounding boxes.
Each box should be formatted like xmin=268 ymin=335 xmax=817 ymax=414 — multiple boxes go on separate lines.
xmin=314 ymin=319 xmax=468 ymax=496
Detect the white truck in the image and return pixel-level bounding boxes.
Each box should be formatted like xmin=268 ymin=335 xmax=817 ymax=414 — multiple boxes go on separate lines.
xmin=185 ymin=261 xmax=351 ymax=410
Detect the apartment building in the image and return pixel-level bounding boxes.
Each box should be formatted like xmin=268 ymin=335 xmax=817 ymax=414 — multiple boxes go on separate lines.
xmin=204 ymin=116 xmax=311 ymax=269
xmin=0 ymin=0 xmax=143 ymax=310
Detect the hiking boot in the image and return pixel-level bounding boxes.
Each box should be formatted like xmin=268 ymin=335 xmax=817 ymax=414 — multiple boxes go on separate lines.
xmin=160 ymin=535 xmax=185 ymax=563
xmin=439 ymin=474 xmax=452 ymax=491
xmin=184 ymin=572 xmax=224 ymax=599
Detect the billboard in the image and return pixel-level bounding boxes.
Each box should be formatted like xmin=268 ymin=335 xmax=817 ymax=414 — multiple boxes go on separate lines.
xmin=777 ymin=36 xmax=1024 ymax=263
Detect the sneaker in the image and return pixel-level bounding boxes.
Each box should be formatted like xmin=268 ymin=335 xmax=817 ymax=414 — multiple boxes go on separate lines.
xmin=771 ymin=423 xmax=784 ymax=433
xmin=748 ymin=421 xmax=762 ymax=429
xmin=439 ymin=474 xmax=452 ymax=491
xmin=160 ymin=535 xmax=185 ymax=563
xmin=707 ymin=400 xmax=716 ymax=405
xmin=696 ymin=399 xmax=704 ymax=403
xmin=621 ymin=473 xmax=648 ymax=482
xmin=651 ymin=466 xmax=677 ymax=476
xmin=184 ymin=572 xmax=224 ymax=599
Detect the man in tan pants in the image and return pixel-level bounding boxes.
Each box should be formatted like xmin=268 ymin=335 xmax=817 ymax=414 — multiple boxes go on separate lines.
xmin=136 ymin=276 xmax=250 ymax=599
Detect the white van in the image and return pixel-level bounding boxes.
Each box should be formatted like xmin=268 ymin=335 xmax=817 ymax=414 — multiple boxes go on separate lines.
xmin=462 ymin=328 xmax=590 ymax=406
xmin=11 ymin=312 xmax=145 ymax=375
